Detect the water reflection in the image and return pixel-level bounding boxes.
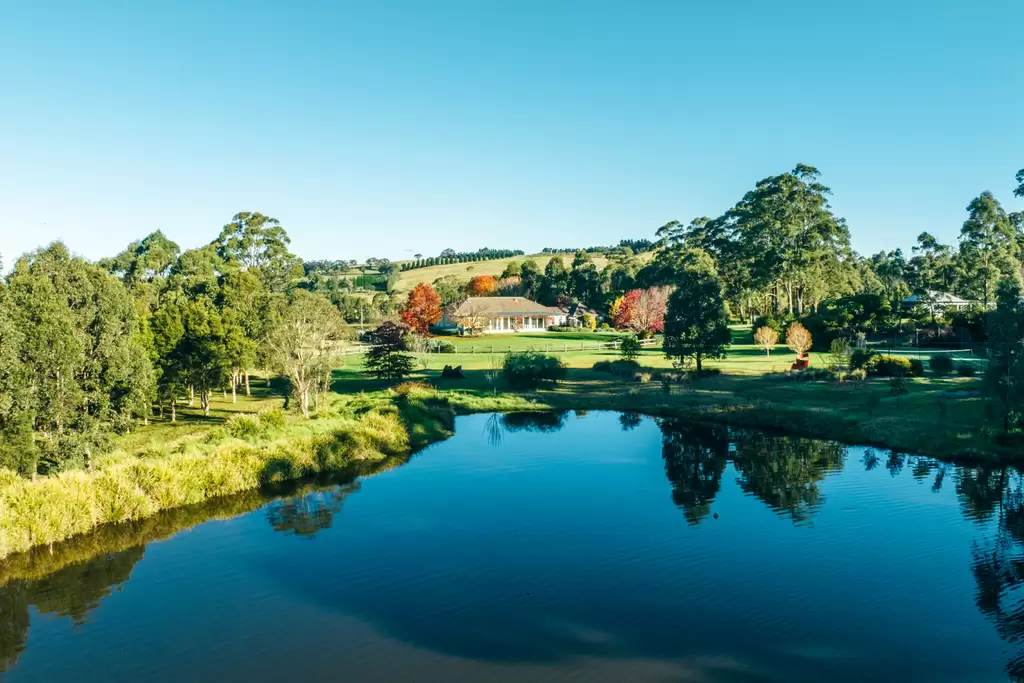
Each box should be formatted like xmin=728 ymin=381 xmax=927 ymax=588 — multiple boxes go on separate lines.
xmin=659 ymin=420 xmax=728 ymax=525
xmin=266 ymin=482 xmax=361 ymax=539
xmin=4 ymin=413 xmax=1024 ymax=681
xmin=0 ymin=547 xmax=143 ymax=672
xmin=484 ymin=410 xmax=570 ymax=446
xmin=0 ymin=472 xmax=379 ymax=674
xmin=657 ymin=421 xmax=845 ymax=524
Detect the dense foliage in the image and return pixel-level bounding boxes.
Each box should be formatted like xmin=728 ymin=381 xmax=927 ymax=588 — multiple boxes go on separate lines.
xmin=502 ymin=352 xmax=567 ymax=388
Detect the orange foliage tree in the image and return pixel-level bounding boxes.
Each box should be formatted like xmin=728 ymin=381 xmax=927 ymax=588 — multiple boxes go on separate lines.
xmin=401 ymin=283 xmax=442 ymax=335
xmin=465 ymin=275 xmax=498 ymax=296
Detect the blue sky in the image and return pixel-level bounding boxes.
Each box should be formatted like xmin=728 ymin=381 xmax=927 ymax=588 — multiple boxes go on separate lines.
xmin=1 ymin=0 xmax=1021 ymax=266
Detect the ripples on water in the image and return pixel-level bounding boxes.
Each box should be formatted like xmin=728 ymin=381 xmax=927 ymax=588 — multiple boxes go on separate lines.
xmin=1 ymin=411 xmax=1022 ymax=682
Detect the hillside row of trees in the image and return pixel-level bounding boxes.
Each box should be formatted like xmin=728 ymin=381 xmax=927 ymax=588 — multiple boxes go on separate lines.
xmin=400 ymin=248 xmax=525 ymax=271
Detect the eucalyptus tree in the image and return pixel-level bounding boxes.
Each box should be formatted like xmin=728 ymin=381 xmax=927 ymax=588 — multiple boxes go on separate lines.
xmin=103 ymin=230 xmax=181 ymax=287
xmin=5 ymin=243 xmax=152 ymax=469
xmin=214 ymin=212 xmax=303 ymax=291
xmin=217 ymin=270 xmax=269 ymax=398
xmin=264 ymin=289 xmax=351 ymax=418
xmin=0 ymin=280 xmax=34 ymax=474
xmin=176 ymin=296 xmax=231 ymax=417
xmin=983 ymin=278 xmax=1024 ymax=432
xmin=957 ymin=191 xmax=1020 ymax=307
xmin=696 ymin=165 xmax=851 ymax=315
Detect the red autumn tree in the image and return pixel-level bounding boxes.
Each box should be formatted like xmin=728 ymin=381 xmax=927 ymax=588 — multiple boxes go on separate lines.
xmin=613 ymin=286 xmax=670 ymax=336
xmin=465 ymin=275 xmax=498 ymax=296
xmin=400 ymin=282 xmax=443 ymax=335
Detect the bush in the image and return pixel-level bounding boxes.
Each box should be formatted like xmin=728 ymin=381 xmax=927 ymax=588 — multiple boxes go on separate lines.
xmin=909 ymin=358 xmax=925 ymax=378
xmin=864 ymin=355 xmax=913 ymax=377
xmin=930 ymin=354 xmax=955 ymax=375
xmin=850 ymin=348 xmax=876 ymax=370
xmin=226 ymin=414 xmax=265 ymax=441
xmin=751 ymin=313 xmax=794 ymax=336
xmin=503 ymin=352 xmax=567 ymax=388
xmin=766 ymin=367 xmax=836 ymax=382
xmin=431 ymin=340 xmax=457 ymax=353
xmin=620 ymin=335 xmax=641 ymax=362
xmin=547 ymin=325 xmax=579 ymax=332
xmin=957 ymin=364 xmax=976 ymax=377
xmin=394 ymin=381 xmax=433 ymax=397
xmin=849 ymin=368 xmax=868 ymax=381
xmin=258 ymin=408 xmax=287 ymax=431
xmin=593 ymin=359 xmax=641 ymax=377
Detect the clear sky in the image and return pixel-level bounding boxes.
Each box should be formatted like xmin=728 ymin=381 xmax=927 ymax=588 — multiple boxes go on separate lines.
xmin=1 ymin=0 xmax=1021 ymax=267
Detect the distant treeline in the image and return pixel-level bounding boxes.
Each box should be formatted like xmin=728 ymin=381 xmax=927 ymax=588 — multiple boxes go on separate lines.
xmin=401 ymin=248 xmax=525 ymax=271
xmin=542 ymin=239 xmax=656 ymax=255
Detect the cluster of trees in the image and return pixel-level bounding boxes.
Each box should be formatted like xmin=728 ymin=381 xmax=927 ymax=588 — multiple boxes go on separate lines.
xmin=647 ymin=165 xmax=1023 ymax=323
xmin=0 ymin=213 xmax=356 ymax=476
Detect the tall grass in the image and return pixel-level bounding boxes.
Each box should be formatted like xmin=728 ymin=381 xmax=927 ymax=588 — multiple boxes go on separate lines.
xmin=0 ymin=398 xmax=453 ymax=559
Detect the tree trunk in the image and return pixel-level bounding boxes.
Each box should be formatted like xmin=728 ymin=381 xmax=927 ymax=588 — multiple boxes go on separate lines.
xmin=171 ymin=399 xmax=176 ymax=423
xmin=232 ymin=378 xmax=237 ymax=403
xmin=696 ymin=354 xmax=703 ymax=377
xmin=189 ymin=385 xmax=194 ymax=406
xmin=244 ymin=372 xmax=251 ymax=396
xmin=201 ymin=390 xmax=211 ymax=416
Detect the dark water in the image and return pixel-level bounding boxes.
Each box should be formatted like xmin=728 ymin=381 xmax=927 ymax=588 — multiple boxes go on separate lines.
xmin=2 ymin=411 xmax=1023 ymax=682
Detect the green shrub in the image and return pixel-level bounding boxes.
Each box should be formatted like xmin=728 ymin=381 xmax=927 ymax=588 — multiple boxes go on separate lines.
xmin=930 ymin=354 xmax=954 ymax=374
xmin=849 ymin=368 xmax=868 ymax=381
xmin=258 ymin=408 xmax=287 ymax=431
xmin=850 ymin=348 xmax=876 ymax=370
xmin=226 ymin=413 xmax=265 ymax=441
xmin=593 ymin=359 xmax=641 ymax=377
xmin=620 ymin=335 xmax=641 ymax=362
xmin=909 ymin=359 xmax=925 ymax=378
xmin=430 ymin=340 xmax=457 ymax=353
xmin=864 ymin=355 xmax=913 ymax=377
xmin=957 ymin=364 xmax=976 ymax=377
xmin=503 ymin=351 xmax=567 ymax=388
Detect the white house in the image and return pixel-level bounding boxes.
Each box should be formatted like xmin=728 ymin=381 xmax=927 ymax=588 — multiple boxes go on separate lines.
xmin=901 ymin=291 xmax=981 ymax=316
xmin=444 ymin=297 xmax=567 ymax=334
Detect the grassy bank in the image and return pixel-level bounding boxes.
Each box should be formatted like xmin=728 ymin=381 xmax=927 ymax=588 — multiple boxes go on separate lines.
xmin=0 ymin=390 xmax=462 ymax=560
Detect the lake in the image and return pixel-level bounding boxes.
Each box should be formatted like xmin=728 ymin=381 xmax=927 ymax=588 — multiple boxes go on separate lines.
xmin=1 ymin=411 xmax=1022 ymax=682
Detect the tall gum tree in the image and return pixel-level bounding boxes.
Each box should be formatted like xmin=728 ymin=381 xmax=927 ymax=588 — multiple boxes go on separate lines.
xmin=957 ymin=191 xmax=1020 ymax=307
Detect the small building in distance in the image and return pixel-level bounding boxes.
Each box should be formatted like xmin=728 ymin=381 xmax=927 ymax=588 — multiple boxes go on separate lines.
xmin=901 ymin=291 xmax=982 ymax=316
xmin=442 ymin=297 xmax=567 ymax=334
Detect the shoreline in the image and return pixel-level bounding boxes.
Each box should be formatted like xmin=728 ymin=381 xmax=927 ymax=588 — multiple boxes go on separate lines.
xmin=1 ymin=381 xmax=1017 ymax=564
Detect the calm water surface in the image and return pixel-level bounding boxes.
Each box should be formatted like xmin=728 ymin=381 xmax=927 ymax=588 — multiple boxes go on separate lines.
xmin=2 ymin=411 xmax=1023 ymax=682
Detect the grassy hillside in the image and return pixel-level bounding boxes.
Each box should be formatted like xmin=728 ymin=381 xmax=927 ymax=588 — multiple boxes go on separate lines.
xmin=393 ymin=253 xmax=614 ymax=293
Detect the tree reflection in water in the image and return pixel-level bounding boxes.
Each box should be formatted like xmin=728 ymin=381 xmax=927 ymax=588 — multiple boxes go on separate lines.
xmin=659 ymin=420 xmax=728 ymax=525
xmin=266 ymin=482 xmax=361 ymax=539
xmin=0 ymin=546 xmax=144 ymax=673
xmin=657 ymin=420 xmax=846 ymax=525
xmin=484 ymin=411 xmax=571 ymax=447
